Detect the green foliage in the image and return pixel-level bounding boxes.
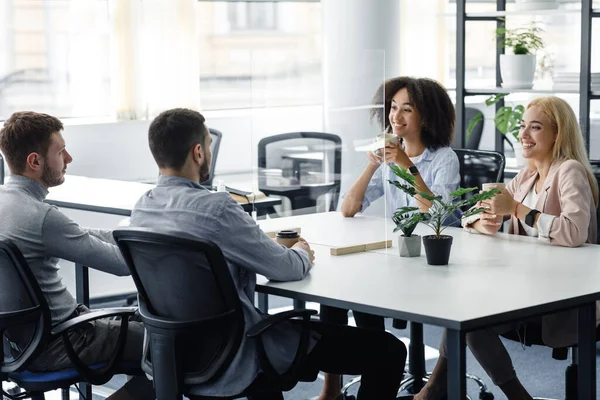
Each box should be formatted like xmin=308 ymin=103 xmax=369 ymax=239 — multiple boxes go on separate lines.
xmin=496 ymin=23 xmax=544 ymax=55
xmin=388 ymin=165 xmax=500 ymax=238
xmin=466 ymin=93 xmax=524 ymax=143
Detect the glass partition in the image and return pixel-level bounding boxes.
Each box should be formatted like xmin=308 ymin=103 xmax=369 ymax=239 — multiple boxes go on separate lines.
xmin=247 ymin=48 xmax=398 ymax=254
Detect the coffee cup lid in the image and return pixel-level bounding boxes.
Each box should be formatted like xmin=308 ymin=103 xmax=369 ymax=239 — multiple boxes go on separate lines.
xmin=276 ymin=230 xmax=300 ymax=239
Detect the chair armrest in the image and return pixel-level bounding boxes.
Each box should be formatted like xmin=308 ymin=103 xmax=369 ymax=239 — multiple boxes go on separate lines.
xmin=50 ymin=307 xmax=137 ymax=335
xmin=247 ymin=309 xmax=317 ymax=338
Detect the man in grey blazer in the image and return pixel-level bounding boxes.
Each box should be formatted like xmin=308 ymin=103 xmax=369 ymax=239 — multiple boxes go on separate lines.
xmin=0 ymin=112 xmax=154 ymax=400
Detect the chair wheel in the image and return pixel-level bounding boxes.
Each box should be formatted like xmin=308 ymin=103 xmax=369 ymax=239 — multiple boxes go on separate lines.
xmin=479 ymin=392 xmax=494 ymax=400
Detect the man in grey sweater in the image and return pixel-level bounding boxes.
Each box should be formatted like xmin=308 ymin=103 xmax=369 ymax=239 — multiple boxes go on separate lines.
xmin=0 ymin=112 xmax=154 ymax=400
xmin=130 ymin=108 xmax=407 ymax=400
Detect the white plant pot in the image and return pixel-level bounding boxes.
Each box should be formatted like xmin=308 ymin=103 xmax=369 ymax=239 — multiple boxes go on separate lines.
xmin=514 ymin=0 xmax=558 ymax=11
xmin=513 ymin=142 xmax=527 ymax=168
xmin=398 ymin=234 xmax=421 ymax=258
xmin=500 ymin=54 xmax=536 ymax=90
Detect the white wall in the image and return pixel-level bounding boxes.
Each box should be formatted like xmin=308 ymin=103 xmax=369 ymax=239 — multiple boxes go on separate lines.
xmin=61 ymin=105 xmax=324 ymax=182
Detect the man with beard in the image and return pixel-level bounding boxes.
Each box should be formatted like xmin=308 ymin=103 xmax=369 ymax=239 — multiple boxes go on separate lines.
xmin=129 ymin=108 xmax=406 ymax=399
xmin=0 ymin=111 xmax=155 ymax=400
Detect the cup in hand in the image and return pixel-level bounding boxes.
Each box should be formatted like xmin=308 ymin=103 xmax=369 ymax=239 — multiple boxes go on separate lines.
xmin=482 ymin=182 xmax=506 ymax=191
xmin=373 ymin=133 xmax=399 ymax=156
xmin=276 ymin=230 xmax=300 ymax=248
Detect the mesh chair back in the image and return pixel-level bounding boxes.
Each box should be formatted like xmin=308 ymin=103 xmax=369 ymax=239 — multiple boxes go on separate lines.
xmin=453 ymin=108 xmax=485 ymax=150
xmin=258 ymin=132 xmax=342 ymax=213
xmin=453 ymin=149 xmax=505 ymax=208
xmin=0 ymin=240 xmax=50 ymax=373
xmin=201 ymin=129 xmax=222 ymax=187
xmin=113 ymin=228 xmax=244 ymax=385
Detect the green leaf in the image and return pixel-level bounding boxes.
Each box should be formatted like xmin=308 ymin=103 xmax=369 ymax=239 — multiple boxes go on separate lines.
xmin=485 ymin=93 xmax=508 ymax=107
xmin=466 ymin=113 xmax=483 ymax=141
xmin=449 ymin=187 xmax=479 ymax=198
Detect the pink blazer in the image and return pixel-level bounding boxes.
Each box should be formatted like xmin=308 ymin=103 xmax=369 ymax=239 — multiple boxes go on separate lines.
xmin=506 ymin=159 xmax=599 ymax=347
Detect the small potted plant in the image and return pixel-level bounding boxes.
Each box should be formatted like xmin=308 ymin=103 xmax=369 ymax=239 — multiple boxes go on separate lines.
xmin=497 ymin=23 xmax=545 ymax=89
xmin=467 ymin=93 xmax=526 ymax=166
xmin=388 ymin=165 xmax=499 ymax=265
xmin=392 ymin=211 xmax=422 ymax=257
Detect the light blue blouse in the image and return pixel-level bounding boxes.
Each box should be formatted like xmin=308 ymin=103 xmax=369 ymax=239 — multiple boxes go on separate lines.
xmin=360 ymin=146 xmax=462 ymax=226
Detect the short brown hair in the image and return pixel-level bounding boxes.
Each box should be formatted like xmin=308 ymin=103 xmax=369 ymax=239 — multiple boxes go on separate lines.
xmin=0 ymin=111 xmax=63 ymax=174
xmin=370 ymin=77 xmax=455 ymax=150
xmin=148 ymin=108 xmax=208 ymax=170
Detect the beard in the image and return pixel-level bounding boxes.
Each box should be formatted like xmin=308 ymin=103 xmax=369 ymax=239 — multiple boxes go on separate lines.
xmin=41 ymin=164 xmax=65 ymax=187
xmin=199 ymin=154 xmax=210 ymax=183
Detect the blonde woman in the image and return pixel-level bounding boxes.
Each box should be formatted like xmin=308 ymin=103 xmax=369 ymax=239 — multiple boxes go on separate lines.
xmin=414 ymin=96 xmax=599 ymax=400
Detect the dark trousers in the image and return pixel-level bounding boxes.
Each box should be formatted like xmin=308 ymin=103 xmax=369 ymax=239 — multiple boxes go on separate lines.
xmin=247 ymin=320 xmax=406 ymax=400
xmin=320 ymin=304 xmax=385 ymax=330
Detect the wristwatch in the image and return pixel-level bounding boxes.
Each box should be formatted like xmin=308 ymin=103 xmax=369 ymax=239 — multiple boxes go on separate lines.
xmin=408 ymin=165 xmax=420 ymax=176
xmin=525 ymin=209 xmax=541 ymax=227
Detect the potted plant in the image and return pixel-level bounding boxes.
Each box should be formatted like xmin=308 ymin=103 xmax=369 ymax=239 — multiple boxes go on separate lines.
xmin=467 ymin=93 xmax=526 ymax=166
xmin=497 ymin=23 xmax=545 ymax=89
xmin=388 ymin=165 xmax=499 ymax=265
xmin=392 ymin=212 xmax=421 ymax=257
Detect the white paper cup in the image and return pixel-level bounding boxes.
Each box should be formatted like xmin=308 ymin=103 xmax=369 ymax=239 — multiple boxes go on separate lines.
xmin=482 ymin=182 xmax=506 ymax=191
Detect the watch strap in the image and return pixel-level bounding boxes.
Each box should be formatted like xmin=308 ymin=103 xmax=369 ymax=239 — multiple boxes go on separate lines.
xmin=525 ymin=209 xmax=541 ymax=227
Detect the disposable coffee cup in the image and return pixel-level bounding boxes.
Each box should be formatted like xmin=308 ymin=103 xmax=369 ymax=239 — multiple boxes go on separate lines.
xmin=276 ymin=230 xmax=300 ymax=248
xmin=482 ymin=182 xmax=506 ymax=191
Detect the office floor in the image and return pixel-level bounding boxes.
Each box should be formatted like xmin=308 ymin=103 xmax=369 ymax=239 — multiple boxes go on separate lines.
xmin=13 ymin=295 xmax=599 ymax=400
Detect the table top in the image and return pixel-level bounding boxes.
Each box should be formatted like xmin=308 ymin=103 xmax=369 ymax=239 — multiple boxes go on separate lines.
xmin=46 ymin=175 xmax=280 ymax=216
xmin=257 ymin=212 xmax=600 ymax=331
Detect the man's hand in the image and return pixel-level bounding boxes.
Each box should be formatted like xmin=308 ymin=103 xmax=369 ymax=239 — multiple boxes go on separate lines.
xmin=293 ymin=238 xmax=315 ymax=263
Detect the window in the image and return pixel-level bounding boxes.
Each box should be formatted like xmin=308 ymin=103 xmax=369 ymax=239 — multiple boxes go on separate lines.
xmin=227 ymin=3 xmax=277 ymax=31
xmin=0 ymin=0 xmax=111 ymax=119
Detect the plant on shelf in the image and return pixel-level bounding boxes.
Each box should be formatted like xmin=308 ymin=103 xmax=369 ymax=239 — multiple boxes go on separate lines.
xmin=497 ymin=23 xmax=544 ymax=56
xmin=496 ymin=23 xmax=545 ymax=89
xmin=388 ymin=165 xmax=499 ymax=265
xmin=467 ymin=93 xmax=526 ymax=166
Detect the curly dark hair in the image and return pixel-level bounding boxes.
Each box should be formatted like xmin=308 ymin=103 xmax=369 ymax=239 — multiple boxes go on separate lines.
xmin=370 ymin=77 xmax=455 ymax=149
xmin=0 ymin=111 xmax=63 ymax=174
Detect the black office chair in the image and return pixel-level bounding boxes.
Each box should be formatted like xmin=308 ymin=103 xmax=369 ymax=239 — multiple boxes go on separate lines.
xmin=501 ymin=323 xmax=600 ymax=400
xmin=258 ymin=132 xmax=342 ymax=216
xmin=113 ymin=228 xmax=318 ymax=400
xmin=200 ymin=128 xmax=222 ymax=187
xmin=0 ymin=239 xmax=139 ymax=400
xmin=453 ymin=149 xmax=506 ymax=210
xmin=453 ymin=108 xmax=485 ymax=150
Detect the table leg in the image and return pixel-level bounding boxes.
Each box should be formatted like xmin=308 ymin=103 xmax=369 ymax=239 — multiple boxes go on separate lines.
xmin=446 ymin=329 xmax=466 ymax=400
xmin=408 ymin=322 xmax=426 ymax=392
xmin=294 ymin=299 xmax=306 ymax=309
xmin=258 ymin=293 xmax=269 ymax=313
xmin=577 ymin=302 xmax=596 ymax=400
xmin=75 ymin=264 xmax=91 ymax=400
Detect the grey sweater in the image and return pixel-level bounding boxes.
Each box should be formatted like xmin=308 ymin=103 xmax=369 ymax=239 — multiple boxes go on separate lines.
xmin=0 ymin=175 xmax=129 ymax=325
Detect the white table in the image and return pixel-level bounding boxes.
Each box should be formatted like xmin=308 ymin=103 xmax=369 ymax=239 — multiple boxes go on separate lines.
xmin=255 ymin=212 xmax=600 ymax=400
xmin=46 ymin=175 xmax=281 ymax=216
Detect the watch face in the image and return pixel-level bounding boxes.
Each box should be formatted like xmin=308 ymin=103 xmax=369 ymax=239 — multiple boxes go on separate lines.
xmin=409 ymin=166 xmax=419 ymax=175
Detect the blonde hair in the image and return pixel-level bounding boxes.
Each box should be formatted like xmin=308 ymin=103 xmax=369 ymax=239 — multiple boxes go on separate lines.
xmin=526 ymin=96 xmax=599 ymax=207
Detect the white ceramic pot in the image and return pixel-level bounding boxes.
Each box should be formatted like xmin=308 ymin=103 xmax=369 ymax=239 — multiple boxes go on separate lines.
xmin=500 ymin=54 xmax=536 ymax=90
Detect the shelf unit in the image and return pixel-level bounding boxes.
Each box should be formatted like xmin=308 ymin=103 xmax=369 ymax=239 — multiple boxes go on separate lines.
xmin=454 ymin=0 xmax=599 ymax=159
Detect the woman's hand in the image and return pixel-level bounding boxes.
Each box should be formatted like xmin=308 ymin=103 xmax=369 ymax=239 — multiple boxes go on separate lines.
xmin=367 ymin=151 xmax=383 ymax=168
xmin=383 ymin=143 xmax=411 ymax=167
xmin=472 ymin=212 xmax=503 ymax=235
xmin=480 ymin=189 xmax=517 ymax=216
